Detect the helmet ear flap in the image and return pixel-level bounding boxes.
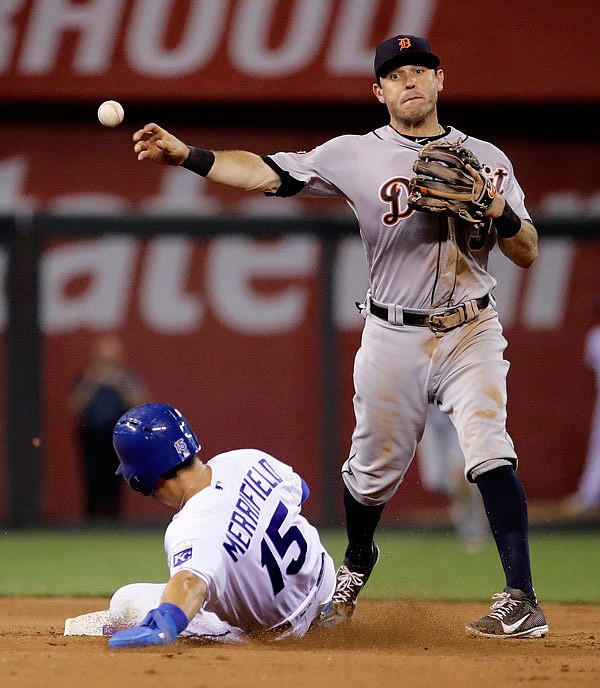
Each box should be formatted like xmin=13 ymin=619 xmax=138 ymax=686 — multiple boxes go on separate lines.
xmin=113 ymin=402 xmax=201 ymax=495
xmin=128 ymin=474 xmax=149 ymax=495
xmin=114 ymin=460 xmax=152 ymax=495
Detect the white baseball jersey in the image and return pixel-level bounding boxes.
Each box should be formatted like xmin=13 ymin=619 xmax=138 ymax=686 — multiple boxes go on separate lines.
xmin=270 ymin=125 xmax=529 ymax=309
xmin=164 ymin=449 xmax=331 ymax=632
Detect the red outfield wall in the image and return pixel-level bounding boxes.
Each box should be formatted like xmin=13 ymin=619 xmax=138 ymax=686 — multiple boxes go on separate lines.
xmin=1 ymin=0 xmax=598 ymax=524
xmin=1 ymin=119 xmax=599 ymax=523
xmin=0 ymin=231 xmax=593 ymax=524
xmin=1 ymin=0 xmax=598 ymax=103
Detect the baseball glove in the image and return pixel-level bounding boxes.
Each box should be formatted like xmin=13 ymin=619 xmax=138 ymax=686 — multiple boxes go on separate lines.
xmin=407 ymin=141 xmax=496 ymax=223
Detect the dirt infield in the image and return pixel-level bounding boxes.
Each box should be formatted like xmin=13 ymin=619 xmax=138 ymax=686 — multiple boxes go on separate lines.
xmin=1 ymin=598 xmax=598 ymax=688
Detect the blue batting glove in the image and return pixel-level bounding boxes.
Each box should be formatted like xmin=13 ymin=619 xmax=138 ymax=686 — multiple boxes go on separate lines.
xmin=108 ymin=603 xmax=188 ymax=649
xmin=108 ymin=624 xmax=173 ymax=649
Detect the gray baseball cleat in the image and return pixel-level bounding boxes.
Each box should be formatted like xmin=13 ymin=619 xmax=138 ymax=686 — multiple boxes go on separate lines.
xmin=466 ymin=587 xmax=548 ymax=638
xmin=317 ymin=544 xmax=380 ymax=627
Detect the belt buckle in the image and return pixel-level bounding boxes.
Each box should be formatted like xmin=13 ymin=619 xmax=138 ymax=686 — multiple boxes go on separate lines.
xmin=428 ymin=304 xmax=469 ymax=333
xmin=427 ymin=313 xmax=449 ymax=332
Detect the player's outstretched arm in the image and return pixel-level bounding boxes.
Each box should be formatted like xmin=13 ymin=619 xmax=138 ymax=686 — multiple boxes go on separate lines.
xmin=108 ymin=571 xmax=207 ymax=649
xmin=133 ymin=124 xmax=282 ymax=194
xmin=208 ymin=150 xmax=282 ymax=193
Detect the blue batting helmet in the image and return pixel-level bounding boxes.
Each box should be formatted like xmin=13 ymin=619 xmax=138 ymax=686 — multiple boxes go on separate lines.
xmin=113 ymin=402 xmax=201 ymax=496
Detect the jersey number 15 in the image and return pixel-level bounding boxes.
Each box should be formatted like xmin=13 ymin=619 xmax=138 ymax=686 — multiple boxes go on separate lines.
xmin=260 ymin=501 xmax=307 ymax=595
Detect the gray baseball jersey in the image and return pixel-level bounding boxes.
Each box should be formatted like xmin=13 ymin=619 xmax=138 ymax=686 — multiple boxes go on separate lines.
xmin=269 ymin=126 xmax=525 ymax=503
xmin=269 ymin=125 xmax=528 ymax=309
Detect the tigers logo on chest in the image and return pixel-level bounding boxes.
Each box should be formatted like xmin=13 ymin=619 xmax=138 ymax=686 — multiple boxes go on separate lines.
xmin=378 ymin=177 xmax=413 ymax=226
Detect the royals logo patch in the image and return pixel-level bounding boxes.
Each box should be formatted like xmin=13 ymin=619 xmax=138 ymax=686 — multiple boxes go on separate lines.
xmin=172 ymin=541 xmax=193 ymax=567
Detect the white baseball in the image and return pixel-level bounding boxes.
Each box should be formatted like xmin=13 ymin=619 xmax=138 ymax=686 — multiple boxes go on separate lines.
xmin=97 ymin=100 xmax=124 ymax=127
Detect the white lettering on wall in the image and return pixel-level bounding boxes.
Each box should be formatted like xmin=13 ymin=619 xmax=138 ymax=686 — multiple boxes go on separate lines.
xmin=19 ymin=0 xmax=125 ymax=74
xmin=0 ymin=156 xmax=37 ymax=212
xmin=328 ymin=0 xmax=435 ymax=74
xmin=206 ymin=236 xmax=318 ymax=334
xmin=127 ymin=0 xmax=228 ymax=76
xmin=488 ymin=238 xmax=575 ymax=328
xmin=49 ymin=193 xmax=130 ymax=215
xmin=523 ymin=238 xmax=575 ymax=328
xmin=0 ymin=0 xmax=23 ymax=72
xmin=40 ymin=237 xmax=137 ymax=333
xmin=140 ymin=236 xmax=204 ymax=332
xmin=230 ymin=0 xmax=332 ymax=76
xmin=0 ymin=234 xmax=581 ymax=335
xmin=9 ymin=0 xmax=438 ymax=78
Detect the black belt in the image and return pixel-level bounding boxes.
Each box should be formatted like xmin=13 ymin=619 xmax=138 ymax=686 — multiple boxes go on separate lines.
xmin=369 ymin=294 xmax=489 ymax=329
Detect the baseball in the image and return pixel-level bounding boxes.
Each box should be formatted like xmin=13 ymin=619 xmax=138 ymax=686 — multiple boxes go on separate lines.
xmin=97 ymin=100 xmax=124 ymax=127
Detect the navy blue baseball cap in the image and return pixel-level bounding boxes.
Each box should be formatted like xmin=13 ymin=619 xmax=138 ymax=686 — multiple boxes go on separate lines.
xmin=374 ymin=35 xmax=440 ymax=78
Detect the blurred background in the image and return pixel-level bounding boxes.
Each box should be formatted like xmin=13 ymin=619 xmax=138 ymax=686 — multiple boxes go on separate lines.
xmin=1 ymin=0 xmax=600 ymax=534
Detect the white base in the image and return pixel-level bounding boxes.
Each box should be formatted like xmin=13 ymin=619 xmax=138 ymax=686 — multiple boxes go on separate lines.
xmin=64 ymin=610 xmax=115 ymax=636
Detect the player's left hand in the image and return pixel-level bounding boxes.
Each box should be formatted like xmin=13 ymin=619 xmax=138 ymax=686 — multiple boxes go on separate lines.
xmin=407 ymin=141 xmax=496 ymax=224
xmin=108 ymin=607 xmax=179 ymax=649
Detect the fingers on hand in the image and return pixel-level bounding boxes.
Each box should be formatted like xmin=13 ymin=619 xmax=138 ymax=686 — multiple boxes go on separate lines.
xmin=133 ymin=123 xmax=161 ymax=142
xmin=465 ymin=163 xmax=479 ymax=180
xmin=133 ymin=123 xmax=165 ymax=159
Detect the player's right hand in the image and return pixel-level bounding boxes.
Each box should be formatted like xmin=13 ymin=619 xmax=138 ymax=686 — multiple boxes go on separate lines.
xmin=132 ymin=123 xmax=189 ymax=166
xmin=108 ymin=607 xmax=179 ymax=649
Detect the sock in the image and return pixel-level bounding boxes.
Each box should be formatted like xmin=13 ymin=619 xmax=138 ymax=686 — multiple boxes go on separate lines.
xmin=475 ymin=465 xmax=536 ymax=601
xmin=343 ymin=486 xmax=384 ymax=568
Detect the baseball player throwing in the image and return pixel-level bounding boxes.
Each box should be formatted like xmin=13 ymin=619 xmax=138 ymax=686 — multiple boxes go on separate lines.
xmin=82 ymin=402 xmax=335 ymax=647
xmin=131 ymin=35 xmax=547 ymax=638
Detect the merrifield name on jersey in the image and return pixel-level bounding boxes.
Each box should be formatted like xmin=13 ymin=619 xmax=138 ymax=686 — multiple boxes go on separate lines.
xmin=222 ymin=458 xmax=283 ymax=562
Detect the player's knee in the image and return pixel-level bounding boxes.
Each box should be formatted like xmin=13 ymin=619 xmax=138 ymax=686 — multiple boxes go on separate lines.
xmin=343 ymin=474 xmax=399 ymax=505
xmin=467 ymin=457 xmax=516 ymax=483
xmin=109 ymin=582 xmax=165 ymax=629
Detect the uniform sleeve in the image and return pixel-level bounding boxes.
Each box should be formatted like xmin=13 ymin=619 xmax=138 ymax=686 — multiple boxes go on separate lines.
xmin=164 ymin=522 xmax=226 ymax=604
xmin=254 ymin=451 xmax=307 ymax=509
xmin=299 ymin=477 xmax=310 ymax=505
xmin=490 ymin=145 xmax=530 ymax=222
xmin=503 ymin=164 xmax=530 ymax=222
xmin=267 ymin=135 xmax=360 ymax=200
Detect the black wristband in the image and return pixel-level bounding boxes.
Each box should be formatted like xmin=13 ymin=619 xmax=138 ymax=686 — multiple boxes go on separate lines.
xmin=494 ymin=202 xmax=522 ymax=238
xmin=181 ymin=146 xmax=215 ymax=176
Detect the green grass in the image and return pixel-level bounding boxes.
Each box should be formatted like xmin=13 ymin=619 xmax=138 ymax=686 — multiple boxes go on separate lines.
xmin=0 ymin=527 xmax=598 ymax=603
xmin=0 ymin=529 xmax=168 ymax=597
xmin=324 ymin=529 xmax=600 ymax=603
